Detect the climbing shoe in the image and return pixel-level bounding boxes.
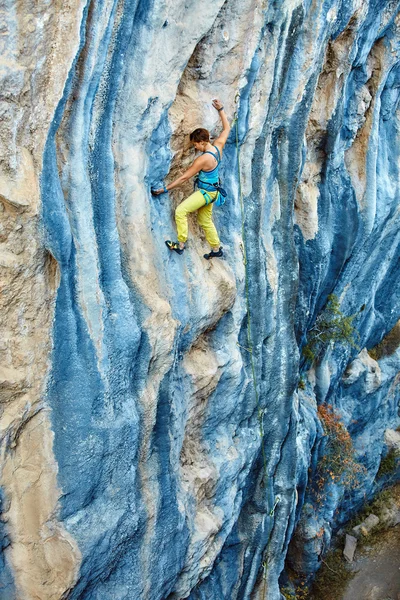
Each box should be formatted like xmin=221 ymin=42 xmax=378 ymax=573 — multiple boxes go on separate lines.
xmin=165 ymin=240 xmax=184 ymax=255
xmin=204 ymin=247 xmax=223 ymax=260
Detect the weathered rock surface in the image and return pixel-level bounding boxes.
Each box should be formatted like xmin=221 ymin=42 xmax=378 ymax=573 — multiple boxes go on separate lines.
xmin=343 ymin=534 xmax=357 ymax=563
xmin=380 ymin=501 xmax=400 ymax=528
xmin=0 ymin=1 xmax=400 ymax=599
xmin=353 ymin=514 xmax=380 ymax=538
xmin=385 ymin=428 xmax=400 ymax=452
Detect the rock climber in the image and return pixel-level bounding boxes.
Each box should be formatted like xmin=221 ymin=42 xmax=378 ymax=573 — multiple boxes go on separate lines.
xmin=152 ymin=98 xmax=230 ymax=260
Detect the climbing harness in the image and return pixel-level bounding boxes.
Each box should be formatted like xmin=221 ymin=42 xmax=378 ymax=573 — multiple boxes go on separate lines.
xmin=195 ymin=144 xmax=228 ymax=206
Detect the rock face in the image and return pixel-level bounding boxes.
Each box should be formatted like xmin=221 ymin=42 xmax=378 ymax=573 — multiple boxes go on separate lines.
xmin=352 ymin=514 xmax=380 ymax=538
xmin=0 ymin=1 xmax=400 ymax=599
xmin=343 ymin=534 xmax=357 ymax=563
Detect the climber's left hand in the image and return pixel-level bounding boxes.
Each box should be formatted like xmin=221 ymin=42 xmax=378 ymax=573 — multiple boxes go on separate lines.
xmin=212 ymin=98 xmax=224 ymax=111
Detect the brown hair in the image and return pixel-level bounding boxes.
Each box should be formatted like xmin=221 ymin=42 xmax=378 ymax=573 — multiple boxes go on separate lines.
xmin=189 ymin=128 xmax=210 ymax=143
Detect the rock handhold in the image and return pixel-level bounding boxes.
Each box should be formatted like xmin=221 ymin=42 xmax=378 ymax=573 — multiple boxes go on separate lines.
xmin=343 ymin=534 xmax=357 ymax=563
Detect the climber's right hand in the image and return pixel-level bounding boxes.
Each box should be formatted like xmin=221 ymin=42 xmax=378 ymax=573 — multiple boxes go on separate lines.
xmin=151 ymin=186 xmax=168 ymax=195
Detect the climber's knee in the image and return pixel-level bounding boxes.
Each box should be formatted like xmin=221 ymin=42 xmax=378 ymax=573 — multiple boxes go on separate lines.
xmin=175 ymin=205 xmax=185 ymax=219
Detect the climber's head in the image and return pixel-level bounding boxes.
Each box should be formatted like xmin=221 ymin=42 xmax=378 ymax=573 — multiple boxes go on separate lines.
xmin=190 ymin=128 xmax=210 ymax=152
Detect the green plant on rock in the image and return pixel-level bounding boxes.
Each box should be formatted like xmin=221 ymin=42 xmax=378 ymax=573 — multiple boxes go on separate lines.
xmin=376 ymin=448 xmax=400 ymax=478
xmin=295 ymin=582 xmax=309 ymax=600
xmin=303 ymin=294 xmax=359 ymax=363
xmin=281 ymin=578 xmax=309 ymax=600
xmin=281 ymin=587 xmax=296 ymax=600
xmin=368 ymin=320 xmax=400 ymax=361
xmin=311 ymin=549 xmax=353 ymax=600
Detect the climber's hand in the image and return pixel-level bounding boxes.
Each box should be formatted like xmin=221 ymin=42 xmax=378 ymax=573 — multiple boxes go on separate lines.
xmin=212 ymin=98 xmax=224 ymax=111
xmin=151 ymin=188 xmax=164 ymax=196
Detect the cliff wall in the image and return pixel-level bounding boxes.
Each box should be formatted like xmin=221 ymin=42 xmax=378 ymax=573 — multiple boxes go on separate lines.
xmin=0 ymin=1 xmax=399 ymax=599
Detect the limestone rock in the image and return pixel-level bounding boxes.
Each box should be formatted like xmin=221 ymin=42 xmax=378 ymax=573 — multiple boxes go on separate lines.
xmin=342 ymin=349 xmax=381 ymax=392
xmin=379 ymin=502 xmax=400 ymax=528
xmin=384 ymin=429 xmax=400 ymax=453
xmin=353 ymin=515 xmax=380 ymax=538
xmin=0 ymin=1 xmax=400 ymax=599
xmin=343 ymin=534 xmax=357 ymax=563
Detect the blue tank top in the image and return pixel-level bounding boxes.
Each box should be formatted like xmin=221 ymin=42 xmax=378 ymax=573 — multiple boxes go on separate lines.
xmin=197 ymin=146 xmax=221 ymax=191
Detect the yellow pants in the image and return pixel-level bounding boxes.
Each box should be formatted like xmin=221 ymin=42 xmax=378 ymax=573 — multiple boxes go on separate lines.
xmin=175 ymin=190 xmax=221 ymax=247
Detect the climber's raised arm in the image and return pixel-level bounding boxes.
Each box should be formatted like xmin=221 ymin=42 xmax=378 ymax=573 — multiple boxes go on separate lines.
xmin=212 ymin=98 xmax=231 ymax=149
xmin=151 ymin=155 xmax=208 ymax=195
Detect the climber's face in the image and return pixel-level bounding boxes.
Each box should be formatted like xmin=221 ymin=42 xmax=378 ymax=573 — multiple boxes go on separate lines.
xmin=192 ymin=141 xmax=207 ymax=152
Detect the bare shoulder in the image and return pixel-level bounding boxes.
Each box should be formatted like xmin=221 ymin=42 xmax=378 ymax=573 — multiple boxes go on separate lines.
xmin=183 ymin=153 xmax=209 ymax=178
xmin=193 ymin=153 xmax=209 ymax=167
xmin=213 ymin=140 xmax=224 ymax=155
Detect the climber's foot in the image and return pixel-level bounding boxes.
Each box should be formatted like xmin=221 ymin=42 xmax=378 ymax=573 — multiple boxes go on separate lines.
xmin=204 ymin=247 xmax=223 ymax=260
xmin=165 ymin=240 xmax=185 ymax=255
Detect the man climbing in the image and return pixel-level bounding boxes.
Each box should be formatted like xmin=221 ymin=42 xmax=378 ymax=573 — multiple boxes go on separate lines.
xmin=152 ymin=98 xmax=230 ymax=259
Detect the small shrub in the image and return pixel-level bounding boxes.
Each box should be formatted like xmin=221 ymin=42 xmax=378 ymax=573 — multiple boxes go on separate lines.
xmin=303 ymin=345 xmax=316 ymax=362
xmin=303 ymin=295 xmax=358 ymax=363
xmin=294 ymin=583 xmax=309 ymax=600
xmin=281 ymin=579 xmax=309 ymax=600
xmin=368 ymin=320 xmax=400 ymax=361
xmin=311 ymin=549 xmax=353 ymax=600
xmin=281 ymin=587 xmax=296 ymax=600
xmin=315 ymin=405 xmax=365 ymax=500
xmin=376 ymin=448 xmax=400 ymax=478
xmin=298 ymin=377 xmax=306 ymax=390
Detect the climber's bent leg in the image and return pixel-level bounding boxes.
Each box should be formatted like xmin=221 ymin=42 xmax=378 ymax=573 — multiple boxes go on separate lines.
xmin=197 ymin=197 xmax=221 ymax=248
xmin=175 ymin=191 xmax=207 ymax=244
